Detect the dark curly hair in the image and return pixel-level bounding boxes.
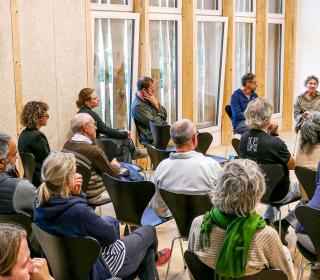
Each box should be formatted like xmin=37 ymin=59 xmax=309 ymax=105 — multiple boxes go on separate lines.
xmin=76 ymin=88 xmax=95 ymax=108
xmin=21 ymin=101 xmax=49 ymax=128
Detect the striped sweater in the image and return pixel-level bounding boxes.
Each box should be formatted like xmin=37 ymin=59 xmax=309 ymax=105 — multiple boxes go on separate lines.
xmin=188 ymin=215 xmax=295 ymax=280
xmin=62 ymin=140 xmax=120 ymax=204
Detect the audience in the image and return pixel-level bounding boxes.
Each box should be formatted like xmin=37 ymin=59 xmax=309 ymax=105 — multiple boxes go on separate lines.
xmin=151 ymin=119 xmax=222 ymax=218
xmin=296 ymin=163 xmax=320 ymax=279
xmin=240 ymin=98 xmax=300 ymax=245
xmin=294 ymin=75 xmax=320 ymax=130
xmin=34 ymin=152 xmax=169 ymax=280
xmin=131 ymin=76 xmax=167 ymax=145
xmin=0 ymin=223 xmax=53 ymax=280
xmin=230 ymin=73 xmax=258 ymax=134
xmin=62 ymin=113 xmax=120 ymax=205
xmin=18 ymin=101 xmax=51 ymax=187
xmin=188 ymin=159 xmax=295 ymax=279
xmin=76 ymin=88 xmax=146 ymax=163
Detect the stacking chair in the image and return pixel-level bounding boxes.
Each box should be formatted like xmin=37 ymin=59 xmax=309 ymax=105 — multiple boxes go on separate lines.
xmin=76 ymin=163 xmax=91 ymax=193
xmin=184 ymin=250 xmax=288 ymax=280
xmin=102 ymin=173 xmax=169 ymax=230
xmin=231 ymin=138 xmax=241 ymax=156
xmin=295 ymin=206 xmax=320 ymax=280
xmin=225 ymin=105 xmax=233 ymax=121
xmin=149 ymin=121 xmax=173 ymax=150
xmin=32 ymin=223 xmax=102 ymax=280
xmin=0 ymin=213 xmax=32 ymax=235
xmin=159 ymin=189 xmax=213 ymax=280
xmin=294 ymin=166 xmax=317 ymax=200
xmin=146 ymin=144 xmax=173 ymax=170
xmin=19 ymin=152 xmax=36 ymax=182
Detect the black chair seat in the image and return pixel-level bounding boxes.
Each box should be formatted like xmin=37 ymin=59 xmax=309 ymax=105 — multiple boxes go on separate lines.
xmin=19 ymin=152 xmax=36 ymax=182
xmin=297 ymin=241 xmax=318 ymax=262
xmin=269 ymin=194 xmax=302 ymax=208
xmin=149 ymin=121 xmax=171 ymax=150
xmin=146 ymin=144 xmax=173 ymax=170
xmin=294 ymin=166 xmax=317 ymax=200
xmin=196 ymin=132 xmax=213 ymax=155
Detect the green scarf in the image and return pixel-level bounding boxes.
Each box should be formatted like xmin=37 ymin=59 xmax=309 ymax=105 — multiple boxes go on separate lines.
xmin=200 ymin=208 xmax=266 ymax=278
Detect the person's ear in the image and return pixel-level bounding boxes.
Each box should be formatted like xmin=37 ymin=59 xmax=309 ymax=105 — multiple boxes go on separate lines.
xmin=0 ymin=159 xmax=6 ymax=172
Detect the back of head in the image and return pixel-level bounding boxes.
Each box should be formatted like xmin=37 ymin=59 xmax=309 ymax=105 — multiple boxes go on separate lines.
xmin=0 ymin=223 xmax=26 ymax=277
xmin=76 ymin=88 xmax=95 ymax=108
xmin=137 ymin=76 xmax=153 ymax=91
xmin=38 ymin=152 xmax=76 ymax=207
xmin=170 ymin=119 xmax=195 ymax=147
xmin=21 ymin=101 xmax=49 ymax=129
xmin=210 ymin=159 xmax=265 ymax=217
xmin=0 ymin=133 xmax=10 ymax=160
xmin=241 ymin=73 xmax=255 ymax=87
xmin=70 ymin=113 xmax=94 ymax=134
xmin=245 ymin=98 xmax=273 ymax=130
xmin=300 ymin=112 xmax=320 ymax=153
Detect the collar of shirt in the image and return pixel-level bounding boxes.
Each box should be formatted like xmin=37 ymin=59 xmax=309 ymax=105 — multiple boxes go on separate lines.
xmin=71 ymin=134 xmax=93 ymax=145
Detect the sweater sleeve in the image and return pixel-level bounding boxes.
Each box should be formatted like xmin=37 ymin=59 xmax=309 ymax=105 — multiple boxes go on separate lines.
xmin=230 ymin=94 xmax=245 ymax=122
xmin=133 ymin=103 xmax=167 ymax=126
xmin=91 ymin=147 xmax=120 ymax=177
xmin=13 ymin=180 xmax=36 ymax=218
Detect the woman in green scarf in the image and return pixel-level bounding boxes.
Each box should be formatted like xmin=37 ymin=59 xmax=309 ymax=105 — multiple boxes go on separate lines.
xmin=188 ymin=159 xmax=295 ymax=280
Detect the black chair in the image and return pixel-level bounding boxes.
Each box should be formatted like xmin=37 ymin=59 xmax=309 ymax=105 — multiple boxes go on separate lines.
xmin=294 ymin=166 xmax=317 ymax=200
xmin=184 ymin=250 xmax=288 ymax=280
xmin=146 ymin=144 xmax=172 ymax=170
xmin=19 ymin=152 xmax=36 ymax=182
xmin=295 ymin=206 xmax=320 ymax=279
xmin=0 ymin=213 xmax=32 ymax=235
xmin=231 ymin=138 xmax=240 ymax=156
xmin=32 ymin=223 xmax=101 ymax=280
xmin=225 ymin=105 xmax=233 ymax=121
xmin=149 ymin=121 xmax=172 ymax=150
xmin=196 ymin=132 xmax=213 ymax=154
xmin=95 ymin=138 xmax=117 ymax=161
xmin=76 ymin=163 xmax=91 ymax=193
xmin=159 ymin=189 xmax=213 ymax=280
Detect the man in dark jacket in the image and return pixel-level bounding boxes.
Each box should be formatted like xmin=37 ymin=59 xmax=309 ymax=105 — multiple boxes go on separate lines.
xmin=131 ymin=77 xmax=167 ymax=145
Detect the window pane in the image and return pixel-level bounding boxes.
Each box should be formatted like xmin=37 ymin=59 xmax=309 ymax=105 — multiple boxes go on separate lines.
xmin=149 ymin=20 xmax=178 ymax=124
xmin=93 ymin=18 xmax=134 ymax=129
xmin=196 ymin=21 xmax=224 ymax=127
xmin=197 ymin=0 xmax=219 ymax=10
xmin=267 ymin=23 xmax=282 ymax=113
xmin=149 ymin=0 xmax=177 ymax=8
xmin=235 ymin=22 xmax=253 ymax=88
xmin=236 ymin=0 xmax=254 ymax=12
xmin=269 ymin=0 xmax=283 ymax=13
xmin=91 ymin=0 xmax=128 ymax=4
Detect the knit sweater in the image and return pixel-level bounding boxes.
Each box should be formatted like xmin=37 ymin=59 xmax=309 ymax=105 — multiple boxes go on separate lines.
xmin=188 ymin=215 xmax=295 ymax=280
xmin=62 ymin=140 xmax=120 ymax=204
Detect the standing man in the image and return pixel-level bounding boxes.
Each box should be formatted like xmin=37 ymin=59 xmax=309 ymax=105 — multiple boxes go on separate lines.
xmin=131 ymin=77 xmax=167 ymax=145
xmin=230 ymin=73 xmax=258 ymax=134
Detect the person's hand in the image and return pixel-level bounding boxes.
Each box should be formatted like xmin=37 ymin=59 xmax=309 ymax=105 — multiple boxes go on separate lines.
xmin=144 ymin=93 xmax=160 ymax=110
xmin=72 ymin=173 xmax=82 ymax=196
xmin=302 ymin=111 xmax=311 ymax=118
xmin=111 ymin=158 xmax=121 ymax=168
xmin=268 ymin=121 xmax=278 ymax=135
xmin=30 ymin=258 xmax=54 ymax=280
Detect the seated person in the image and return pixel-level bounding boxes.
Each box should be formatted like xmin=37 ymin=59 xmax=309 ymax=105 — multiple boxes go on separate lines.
xmin=240 ymin=98 xmax=300 ymax=245
xmin=76 ymin=88 xmax=146 ymax=163
xmin=18 ymin=101 xmax=50 ymax=187
xmin=230 ymin=73 xmax=258 ymax=134
xmin=34 ymin=152 xmax=170 ymax=279
xmin=0 ymin=223 xmax=53 ymax=280
xmin=62 ymin=113 xmax=120 ymax=205
xmin=131 ymin=76 xmax=167 ymax=145
xmin=151 ymin=119 xmax=222 ymax=218
xmin=296 ymin=162 xmax=320 ymax=279
xmin=188 ymin=159 xmax=295 ymax=280
xmin=294 ymin=75 xmax=320 ymax=130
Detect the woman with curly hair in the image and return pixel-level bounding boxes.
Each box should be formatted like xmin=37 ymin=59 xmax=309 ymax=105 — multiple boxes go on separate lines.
xmin=18 ymin=101 xmax=50 ymax=187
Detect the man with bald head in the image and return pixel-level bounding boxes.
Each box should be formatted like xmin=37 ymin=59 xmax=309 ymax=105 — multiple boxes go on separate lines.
xmin=62 ymin=113 xmax=120 ymax=205
xmin=151 ymin=119 xmax=222 ymax=218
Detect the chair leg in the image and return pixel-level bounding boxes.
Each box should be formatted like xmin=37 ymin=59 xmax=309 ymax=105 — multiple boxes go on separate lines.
xmin=165 ymin=237 xmax=179 ymax=280
xmin=98 ymin=206 xmax=102 ymax=216
xmin=297 ymin=254 xmax=304 ymax=279
xmin=179 ymin=238 xmax=187 ymax=269
xmin=278 ymin=207 xmax=282 ymax=238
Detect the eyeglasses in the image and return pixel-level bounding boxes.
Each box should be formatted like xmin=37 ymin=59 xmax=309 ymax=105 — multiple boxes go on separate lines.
xmin=86 ymin=122 xmax=97 ymax=129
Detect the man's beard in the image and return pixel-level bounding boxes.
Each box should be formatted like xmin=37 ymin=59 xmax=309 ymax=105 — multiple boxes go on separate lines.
xmin=5 ymin=162 xmax=16 ymax=172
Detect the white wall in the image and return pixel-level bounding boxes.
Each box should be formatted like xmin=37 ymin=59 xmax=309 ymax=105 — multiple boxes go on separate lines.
xmin=295 ymin=0 xmax=320 ymax=97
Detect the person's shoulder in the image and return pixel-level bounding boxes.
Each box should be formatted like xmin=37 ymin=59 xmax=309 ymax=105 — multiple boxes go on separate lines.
xmin=254 ymin=225 xmax=279 ymax=243
xmin=231 ymin=88 xmax=242 ymax=97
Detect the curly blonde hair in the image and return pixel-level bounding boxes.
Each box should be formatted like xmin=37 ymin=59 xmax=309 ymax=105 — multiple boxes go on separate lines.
xmin=21 ymin=101 xmax=49 ymax=128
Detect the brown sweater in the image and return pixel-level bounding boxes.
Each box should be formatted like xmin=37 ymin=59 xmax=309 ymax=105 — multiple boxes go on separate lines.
xmin=62 ymin=140 xmax=120 ymax=203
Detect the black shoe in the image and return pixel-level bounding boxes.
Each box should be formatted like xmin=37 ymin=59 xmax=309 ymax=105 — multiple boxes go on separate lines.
xmin=273 ymin=220 xmax=289 ymax=246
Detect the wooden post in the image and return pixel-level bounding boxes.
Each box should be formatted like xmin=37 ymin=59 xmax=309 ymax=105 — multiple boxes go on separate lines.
xmin=182 ymin=0 xmax=196 ymax=122
xmin=255 ymin=0 xmax=267 ymax=98
xmin=282 ymin=0 xmax=297 ymax=131
xmin=221 ymin=0 xmax=235 ymax=145
xmin=85 ymin=0 xmax=93 ymax=87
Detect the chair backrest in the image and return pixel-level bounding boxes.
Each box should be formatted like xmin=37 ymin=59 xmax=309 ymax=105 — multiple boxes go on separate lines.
xmin=0 ymin=213 xmax=32 ymax=235
xmin=294 ymin=166 xmax=317 ymax=200
xmin=32 ymin=223 xmax=101 ymax=280
xmin=259 ymin=164 xmax=285 ymax=204
xmin=184 ymin=250 xmax=287 ymax=280
xmin=225 ymin=105 xmax=232 ymax=121
xmin=295 ymin=206 xmax=320 ymax=258
xmin=76 ymin=164 xmax=91 ymax=193
xmin=95 ymin=138 xmax=117 ymax=161
xmin=102 ymin=173 xmax=155 ymax=226
xmin=149 ymin=121 xmax=171 ymax=150
xmin=231 ymin=138 xmax=240 ymax=156
xmin=19 ymin=152 xmax=36 ymax=181
xmin=159 ymin=189 xmax=213 ymax=238
xmin=146 ymin=144 xmax=172 ymax=170
xmin=195 ymin=132 xmax=213 ymax=155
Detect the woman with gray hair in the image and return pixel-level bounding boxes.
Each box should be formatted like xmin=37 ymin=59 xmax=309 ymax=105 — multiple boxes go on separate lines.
xmin=188 ymin=159 xmax=295 ymax=279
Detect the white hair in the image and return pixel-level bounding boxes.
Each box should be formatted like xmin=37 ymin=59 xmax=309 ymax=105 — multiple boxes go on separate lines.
xmin=170 ymin=119 xmax=195 ymax=146
xmin=245 ymin=98 xmax=273 ymax=130
xmin=0 ymin=133 xmax=10 ymax=159
xmin=70 ymin=113 xmax=94 ymax=133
